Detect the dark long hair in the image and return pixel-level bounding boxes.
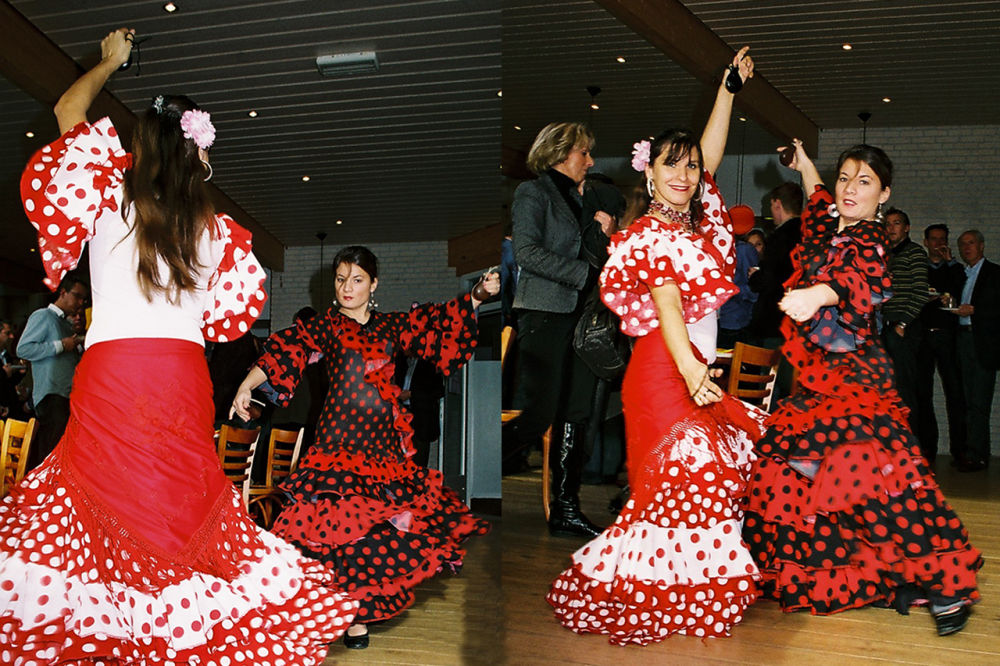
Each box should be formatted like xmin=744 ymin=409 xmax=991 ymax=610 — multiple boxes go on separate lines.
xmin=123 ymin=94 xmax=215 ymax=303
xmin=623 ymin=128 xmax=705 ymax=228
xmin=836 ymin=144 xmax=893 ymax=189
xmin=331 ymin=245 xmax=379 ymax=280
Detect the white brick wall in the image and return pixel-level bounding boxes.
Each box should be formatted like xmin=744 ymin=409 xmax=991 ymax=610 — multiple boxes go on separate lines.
xmin=266 ymin=241 xmax=462 ymax=330
xmin=819 ymin=125 xmax=1000 ymax=456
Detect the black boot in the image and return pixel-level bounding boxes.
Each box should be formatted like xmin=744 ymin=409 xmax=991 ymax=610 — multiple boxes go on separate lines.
xmin=548 ymin=422 xmax=602 ymax=538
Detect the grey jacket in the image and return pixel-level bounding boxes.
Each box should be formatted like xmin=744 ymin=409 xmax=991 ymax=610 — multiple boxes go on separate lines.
xmin=512 ymin=173 xmax=619 ymax=313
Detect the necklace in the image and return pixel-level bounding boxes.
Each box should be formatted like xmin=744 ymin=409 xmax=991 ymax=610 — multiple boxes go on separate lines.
xmin=647 ymin=199 xmax=697 ymax=233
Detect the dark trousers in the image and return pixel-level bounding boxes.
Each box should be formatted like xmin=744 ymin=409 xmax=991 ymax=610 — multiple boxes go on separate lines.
xmin=508 ymin=309 xmax=598 ymax=443
xmin=883 ymin=325 xmax=922 ymax=439
xmin=956 ymin=328 xmax=996 ymax=465
xmin=915 ymin=328 xmax=966 ymax=461
xmin=29 ymin=393 xmax=70 ymax=471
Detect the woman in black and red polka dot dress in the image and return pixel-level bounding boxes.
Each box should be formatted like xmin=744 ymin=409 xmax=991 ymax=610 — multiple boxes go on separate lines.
xmin=233 ymin=245 xmax=498 ymax=649
xmin=741 ymin=139 xmax=982 ymax=636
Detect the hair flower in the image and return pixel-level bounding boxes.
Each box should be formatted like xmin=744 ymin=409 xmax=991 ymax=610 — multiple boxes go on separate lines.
xmin=180 ymin=109 xmax=216 ymax=150
xmin=631 ymin=140 xmax=651 ymax=172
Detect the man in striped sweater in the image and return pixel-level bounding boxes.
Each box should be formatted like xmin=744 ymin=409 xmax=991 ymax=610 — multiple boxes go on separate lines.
xmin=882 ymin=208 xmax=930 ymax=437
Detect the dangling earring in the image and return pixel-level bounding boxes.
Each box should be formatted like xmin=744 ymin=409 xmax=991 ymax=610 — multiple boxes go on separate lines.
xmin=876 ymin=202 xmax=884 ymax=222
xmin=646 ymin=178 xmax=655 ymax=198
xmin=368 ymin=292 xmax=378 ymax=311
xmin=201 ymin=159 xmax=213 ymax=182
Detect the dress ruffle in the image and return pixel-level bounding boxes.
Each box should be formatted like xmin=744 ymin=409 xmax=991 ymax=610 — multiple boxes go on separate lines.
xmin=200 ymin=214 xmax=269 ymax=343
xmin=0 ymin=458 xmax=357 ymax=665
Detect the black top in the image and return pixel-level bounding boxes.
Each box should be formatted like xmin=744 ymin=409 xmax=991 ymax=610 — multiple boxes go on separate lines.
xmin=748 ymin=216 xmax=802 ymax=339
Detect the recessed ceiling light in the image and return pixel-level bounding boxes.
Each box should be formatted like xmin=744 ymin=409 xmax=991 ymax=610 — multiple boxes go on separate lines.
xmin=590 ymin=103 xmax=599 ymax=110
xmin=336 ymin=219 xmax=343 ymax=225
xmin=514 ymin=125 xmax=521 ymax=131
xmin=842 ymin=43 xmax=852 ymax=50
xmin=301 ymin=176 xmax=310 ymax=182
xmin=738 ymin=116 xmax=747 ymax=122
xmin=30 ymin=247 xmax=36 ymax=252
xmin=882 ymin=97 xmax=892 ymax=103
xmin=497 ymin=90 xmax=502 ymax=97
xmin=248 ymin=110 xmax=258 ymax=117
xmin=616 ymin=56 xmax=626 ymax=63
xmin=25 ymin=131 xmax=34 ymax=138
xmin=163 ymin=2 xmax=177 ymax=12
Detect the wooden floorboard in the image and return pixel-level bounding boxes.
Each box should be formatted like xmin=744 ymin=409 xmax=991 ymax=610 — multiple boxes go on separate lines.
xmin=503 ymin=456 xmax=1000 ymax=665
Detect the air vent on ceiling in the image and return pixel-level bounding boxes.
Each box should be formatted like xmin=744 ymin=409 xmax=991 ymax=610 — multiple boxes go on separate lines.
xmin=316 ymin=51 xmax=379 ymax=76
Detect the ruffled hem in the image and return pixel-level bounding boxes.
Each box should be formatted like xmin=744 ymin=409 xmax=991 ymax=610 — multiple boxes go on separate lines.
xmin=548 ymin=565 xmax=757 ymax=645
xmin=281 ymin=446 xmax=430 ymax=497
xmin=0 ymin=460 xmax=357 ymax=664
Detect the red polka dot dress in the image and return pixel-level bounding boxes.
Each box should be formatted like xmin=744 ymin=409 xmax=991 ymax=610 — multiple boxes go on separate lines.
xmin=258 ymin=299 xmax=489 ymax=624
xmin=4 ymin=118 xmax=359 ymax=664
xmin=547 ymin=172 xmax=766 ymax=645
xmin=741 ymin=185 xmax=982 ymax=615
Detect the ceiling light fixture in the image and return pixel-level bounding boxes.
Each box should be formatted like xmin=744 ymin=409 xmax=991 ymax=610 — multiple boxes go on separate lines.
xmin=163 ymin=2 xmax=177 ymax=12
xmin=25 ymin=131 xmax=34 ymax=138
xmin=590 ymin=103 xmax=599 ymax=110
xmin=248 ymin=110 xmax=258 ymax=117
xmin=882 ymin=97 xmax=891 ymax=103
xmin=497 ymin=90 xmax=502 ymax=97
xmin=336 ymin=219 xmax=343 ymax=225
xmin=316 ymin=51 xmax=379 ymax=77
xmin=514 ymin=125 xmax=521 ymax=130
xmin=842 ymin=43 xmax=852 ymax=50
xmin=302 ymin=176 xmax=311 ymax=182
xmin=586 ymin=85 xmax=601 ymax=113
xmin=616 ymin=56 xmax=626 ymax=63
xmin=738 ymin=116 xmax=747 ymax=122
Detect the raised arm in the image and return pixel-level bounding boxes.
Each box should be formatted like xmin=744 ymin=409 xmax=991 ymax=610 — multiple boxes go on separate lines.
xmin=700 ymin=46 xmax=754 ymax=175
xmin=779 ymin=137 xmax=822 ymax=195
xmin=54 ymin=28 xmax=133 ymax=134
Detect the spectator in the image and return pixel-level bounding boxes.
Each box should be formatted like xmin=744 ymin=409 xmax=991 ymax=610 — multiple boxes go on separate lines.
xmin=881 ymin=208 xmax=929 ymax=435
xmin=915 ymin=224 xmax=967 ymax=465
xmin=748 ymin=182 xmax=803 ymax=346
xmin=954 ymin=229 xmax=1000 ymax=472
xmin=0 ymin=319 xmax=28 ymax=418
xmin=16 ymin=274 xmax=88 ymax=470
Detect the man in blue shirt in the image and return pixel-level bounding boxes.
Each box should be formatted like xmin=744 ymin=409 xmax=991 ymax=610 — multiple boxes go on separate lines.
xmin=17 ymin=274 xmax=88 ymax=470
xmin=954 ymin=230 xmax=1000 ymax=472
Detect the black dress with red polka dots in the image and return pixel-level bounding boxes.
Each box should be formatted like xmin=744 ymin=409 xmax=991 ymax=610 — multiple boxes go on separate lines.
xmin=741 ymin=185 xmax=982 ymax=615
xmin=257 ymin=294 xmax=489 ymax=623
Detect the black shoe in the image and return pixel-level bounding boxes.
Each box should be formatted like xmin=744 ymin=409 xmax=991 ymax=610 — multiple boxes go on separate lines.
xmin=548 ymin=506 xmax=602 ymax=538
xmin=934 ymin=605 xmax=970 ymax=636
xmin=343 ymin=625 xmax=369 ymax=649
xmin=547 ymin=422 xmax=602 ymax=538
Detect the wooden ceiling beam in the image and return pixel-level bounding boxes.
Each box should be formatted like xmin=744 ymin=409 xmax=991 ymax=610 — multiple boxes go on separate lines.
xmin=593 ymin=0 xmax=819 ymax=155
xmin=0 ymin=0 xmax=284 ymax=270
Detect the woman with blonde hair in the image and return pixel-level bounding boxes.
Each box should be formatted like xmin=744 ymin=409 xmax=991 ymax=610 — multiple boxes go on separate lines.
xmin=1 ymin=28 xmax=357 ymax=663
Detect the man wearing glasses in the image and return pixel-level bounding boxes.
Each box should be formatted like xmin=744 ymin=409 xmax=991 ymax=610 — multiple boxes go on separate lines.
xmin=17 ymin=274 xmax=89 ymax=470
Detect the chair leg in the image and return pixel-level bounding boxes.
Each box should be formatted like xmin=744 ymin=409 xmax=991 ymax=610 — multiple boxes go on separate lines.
xmin=541 ymin=425 xmax=552 ymax=521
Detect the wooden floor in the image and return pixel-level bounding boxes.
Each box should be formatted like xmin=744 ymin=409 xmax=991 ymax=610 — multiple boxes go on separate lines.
xmin=323 ymin=516 xmax=501 ymax=665
xmin=504 ymin=457 xmax=1000 ymax=665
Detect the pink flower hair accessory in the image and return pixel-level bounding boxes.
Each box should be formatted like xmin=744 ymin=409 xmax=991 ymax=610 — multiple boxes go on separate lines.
xmin=631 ymin=140 xmax=651 ymax=172
xmin=180 ymin=109 xmax=216 ymax=150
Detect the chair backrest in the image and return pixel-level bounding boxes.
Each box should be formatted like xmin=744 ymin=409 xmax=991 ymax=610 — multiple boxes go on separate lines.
xmin=1 ymin=417 xmax=36 ymax=496
xmin=217 ymin=424 xmax=262 ymax=506
xmin=501 ymin=325 xmax=516 ymax=370
xmin=264 ymin=426 xmax=305 ymax=488
xmin=726 ymin=342 xmax=782 ymax=411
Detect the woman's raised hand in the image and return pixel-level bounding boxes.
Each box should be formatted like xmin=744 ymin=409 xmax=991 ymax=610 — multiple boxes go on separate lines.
xmin=100 ymin=28 xmax=134 ymax=69
xmin=733 ymin=46 xmax=755 ymax=85
xmin=777 ymin=137 xmax=811 ymax=172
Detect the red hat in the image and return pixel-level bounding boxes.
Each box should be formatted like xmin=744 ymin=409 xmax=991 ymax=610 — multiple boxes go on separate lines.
xmin=729 ymin=204 xmax=756 ymax=235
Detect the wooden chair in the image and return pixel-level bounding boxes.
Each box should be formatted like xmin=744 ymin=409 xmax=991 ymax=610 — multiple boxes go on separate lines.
xmin=500 ymin=325 xmax=555 ymax=520
xmin=1 ymin=417 xmax=36 ymax=497
xmin=247 ymin=426 xmax=305 ymax=528
xmin=726 ymin=342 xmax=783 ymax=411
xmin=216 ymin=424 xmax=262 ymax=508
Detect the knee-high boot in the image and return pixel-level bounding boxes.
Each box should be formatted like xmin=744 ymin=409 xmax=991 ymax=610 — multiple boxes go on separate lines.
xmin=548 ymin=422 xmax=602 ymax=538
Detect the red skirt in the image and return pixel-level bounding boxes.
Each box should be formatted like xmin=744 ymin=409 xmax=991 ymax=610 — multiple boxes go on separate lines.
xmin=0 ymin=339 xmax=356 ymax=665
xmin=547 ymin=333 xmax=765 ymax=645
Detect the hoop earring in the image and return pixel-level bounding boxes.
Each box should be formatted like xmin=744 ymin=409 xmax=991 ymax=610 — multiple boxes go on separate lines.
xmin=646 ymin=178 xmax=655 ymax=198
xmin=201 ymin=159 xmax=213 ymax=182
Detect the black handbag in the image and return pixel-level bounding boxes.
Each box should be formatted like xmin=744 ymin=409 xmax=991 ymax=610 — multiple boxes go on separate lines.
xmin=573 ymin=287 xmax=630 ymax=381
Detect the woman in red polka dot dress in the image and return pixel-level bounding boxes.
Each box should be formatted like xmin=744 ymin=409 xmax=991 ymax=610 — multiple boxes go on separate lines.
xmin=1 ymin=28 xmax=358 ymax=664
xmin=232 ymin=245 xmax=498 ymax=649
xmin=547 ymin=48 xmax=767 ymax=646
xmin=741 ymin=139 xmax=982 ymax=636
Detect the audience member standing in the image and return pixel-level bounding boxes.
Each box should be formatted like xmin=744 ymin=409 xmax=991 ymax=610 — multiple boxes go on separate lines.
xmin=915 ymin=224 xmax=967 ymax=465
xmin=0 ymin=319 xmax=28 ymax=418
xmin=16 ymin=274 xmax=87 ymax=470
xmin=882 ymin=208 xmax=929 ymax=435
xmin=747 ymin=182 xmax=803 ymax=347
xmin=718 ymin=206 xmax=760 ymax=348
xmin=954 ymin=229 xmax=1000 ymax=472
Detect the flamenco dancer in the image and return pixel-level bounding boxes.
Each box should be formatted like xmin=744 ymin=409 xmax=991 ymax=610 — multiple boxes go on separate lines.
xmin=0 ymin=28 xmax=358 ymax=663
xmin=741 ymin=139 xmax=982 ymax=635
xmin=547 ymin=47 xmax=766 ymax=645
xmin=232 ymin=245 xmax=498 ymax=649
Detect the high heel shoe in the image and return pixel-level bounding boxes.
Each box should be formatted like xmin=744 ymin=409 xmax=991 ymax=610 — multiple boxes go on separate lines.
xmin=343 ymin=624 xmax=369 ymax=649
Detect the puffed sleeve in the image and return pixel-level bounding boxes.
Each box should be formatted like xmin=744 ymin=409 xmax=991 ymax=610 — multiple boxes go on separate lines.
xmin=254 ymin=311 xmax=333 ymax=407
xmin=20 ymin=118 xmax=131 ymax=290
xmin=803 ymin=220 xmax=891 ymax=352
xmin=201 ymin=214 xmax=269 ymax=343
xmin=395 ymin=294 xmax=478 ymax=376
